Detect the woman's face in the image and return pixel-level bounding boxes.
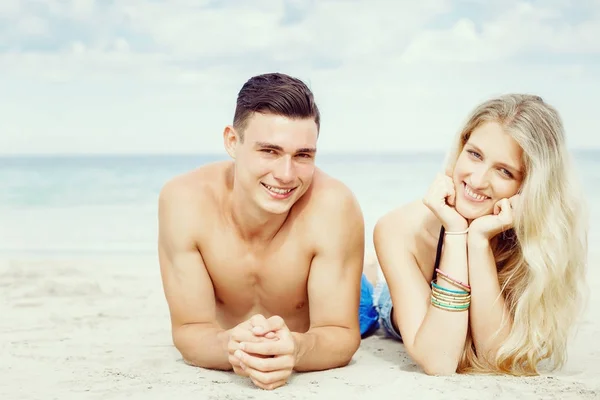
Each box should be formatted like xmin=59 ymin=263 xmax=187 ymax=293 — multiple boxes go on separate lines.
xmin=452 ymin=121 xmax=524 ymax=220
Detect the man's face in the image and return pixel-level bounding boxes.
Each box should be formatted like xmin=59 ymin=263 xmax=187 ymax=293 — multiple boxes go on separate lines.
xmin=232 ymin=113 xmax=318 ymax=215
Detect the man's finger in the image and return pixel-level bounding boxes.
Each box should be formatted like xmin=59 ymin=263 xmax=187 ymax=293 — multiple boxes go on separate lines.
xmin=250 ymin=376 xmax=288 ymax=391
xmin=250 ymin=314 xmax=268 ymax=327
xmin=229 ymin=354 xmax=249 ymax=377
xmin=230 ymin=325 xmax=274 ymax=343
xmin=249 ymin=313 xmax=271 ymax=336
xmin=228 ymin=336 xmax=265 ymax=353
xmin=235 ymin=350 xmax=293 ymax=372
xmin=265 ymin=315 xmax=286 ymax=331
xmin=247 ymin=368 xmax=290 ymax=390
xmin=240 ymin=340 xmax=293 ymax=356
xmin=252 ymin=315 xmax=286 ymax=335
xmin=228 ymin=339 xmax=241 ymax=353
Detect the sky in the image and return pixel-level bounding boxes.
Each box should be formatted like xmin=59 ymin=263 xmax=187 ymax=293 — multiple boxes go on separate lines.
xmin=1 ymin=0 xmax=599 ymax=155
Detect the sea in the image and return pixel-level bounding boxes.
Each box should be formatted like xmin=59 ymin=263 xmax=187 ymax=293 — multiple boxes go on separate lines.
xmin=1 ymin=151 xmax=598 ymax=259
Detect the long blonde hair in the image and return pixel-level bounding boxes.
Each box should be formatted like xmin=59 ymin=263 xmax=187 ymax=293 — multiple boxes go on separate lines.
xmin=445 ymin=94 xmax=589 ymax=375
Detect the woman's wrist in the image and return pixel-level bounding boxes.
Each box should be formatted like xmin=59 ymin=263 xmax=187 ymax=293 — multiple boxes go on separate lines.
xmin=444 ymin=221 xmax=469 ymax=233
xmin=467 ymin=231 xmax=491 ymax=248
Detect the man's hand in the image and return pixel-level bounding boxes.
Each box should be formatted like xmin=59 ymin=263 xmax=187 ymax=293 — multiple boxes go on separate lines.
xmin=227 ymin=314 xmax=276 ymax=377
xmin=233 ymin=316 xmax=297 ymax=390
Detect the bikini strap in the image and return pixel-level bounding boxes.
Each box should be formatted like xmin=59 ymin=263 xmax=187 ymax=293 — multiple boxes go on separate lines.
xmin=432 ymin=226 xmax=445 ymax=280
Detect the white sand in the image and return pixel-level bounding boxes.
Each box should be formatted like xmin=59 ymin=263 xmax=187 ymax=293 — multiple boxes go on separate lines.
xmin=1 ymin=250 xmax=599 ymax=400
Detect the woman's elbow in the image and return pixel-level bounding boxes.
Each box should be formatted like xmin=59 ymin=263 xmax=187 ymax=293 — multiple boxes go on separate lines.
xmin=409 ymin=348 xmax=458 ymax=376
xmin=418 ymin=357 xmax=458 ymax=376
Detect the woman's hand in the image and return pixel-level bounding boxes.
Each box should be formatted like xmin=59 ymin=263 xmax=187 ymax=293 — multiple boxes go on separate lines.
xmin=468 ymin=194 xmax=520 ymax=241
xmin=423 ymin=173 xmax=468 ymax=232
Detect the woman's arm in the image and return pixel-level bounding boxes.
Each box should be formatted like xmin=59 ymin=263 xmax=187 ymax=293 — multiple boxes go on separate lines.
xmin=466 ymin=196 xmax=520 ymax=362
xmin=374 ymin=206 xmax=470 ymax=375
xmin=466 ymin=235 xmax=512 ymax=361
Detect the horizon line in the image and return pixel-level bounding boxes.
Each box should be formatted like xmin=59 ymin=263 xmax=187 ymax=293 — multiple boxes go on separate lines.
xmin=0 ymin=147 xmax=598 ymax=157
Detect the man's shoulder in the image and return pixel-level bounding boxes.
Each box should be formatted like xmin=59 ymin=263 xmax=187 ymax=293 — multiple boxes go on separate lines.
xmin=303 ymin=169 xmax=361 ymax=218
xmin=159 ymin=161 xmax=231 ymax=208
xmin=295 ymin=169 xmax=363 ymax=240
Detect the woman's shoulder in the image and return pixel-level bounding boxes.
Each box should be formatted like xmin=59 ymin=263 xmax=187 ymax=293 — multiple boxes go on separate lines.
xmin=374 ymin=200 xmax=432 ymax=245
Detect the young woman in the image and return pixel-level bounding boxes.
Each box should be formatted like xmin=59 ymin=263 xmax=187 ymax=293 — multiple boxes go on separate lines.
xmin=371 ymin=94 xmax=588 ymax=376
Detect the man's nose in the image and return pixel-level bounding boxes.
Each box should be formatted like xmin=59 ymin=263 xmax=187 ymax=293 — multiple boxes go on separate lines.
xmin=273 ymin=156 xmax=295 ymax=183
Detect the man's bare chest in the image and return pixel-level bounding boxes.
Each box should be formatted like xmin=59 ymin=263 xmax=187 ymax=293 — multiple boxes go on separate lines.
xmin=200 ymin=232 xmax=314 ymax=304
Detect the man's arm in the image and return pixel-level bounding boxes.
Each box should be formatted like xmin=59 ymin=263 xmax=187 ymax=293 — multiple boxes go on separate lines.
xmin=158 ymin=181 xmax=231 ymax=370
xmin=292 ymin=185 xmax=364 ymax=372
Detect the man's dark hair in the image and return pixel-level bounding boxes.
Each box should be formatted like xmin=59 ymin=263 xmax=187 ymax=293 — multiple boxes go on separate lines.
xmin=233 ymin=72 xmax=320 ymax=141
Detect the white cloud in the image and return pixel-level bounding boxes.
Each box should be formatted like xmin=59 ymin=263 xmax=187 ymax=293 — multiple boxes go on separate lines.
xmin=1 ymin=0 xmax=599 ymax=154
xmin=15 ymin=15 xmax=47 ymax=36
xmin=0 ymin=0 xmax=21 ymax=18
xmin=403 ymin=1 xmax=600 ymax=63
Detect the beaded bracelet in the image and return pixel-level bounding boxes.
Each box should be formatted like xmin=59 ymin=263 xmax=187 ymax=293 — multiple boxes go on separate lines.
xmin=435 ymin=268 xmax=471 ymax=292
xmin=431 ymin=281 xmax=469 ymax=295
xmin=431 ymin=301 xmax=470 ymax=312
xmin=430 ymin=279 xmax=471 ymax=312
xmin=431 ymin=297 xmax=470 ymax=309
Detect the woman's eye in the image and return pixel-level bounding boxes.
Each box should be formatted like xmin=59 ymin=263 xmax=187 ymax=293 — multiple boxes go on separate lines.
xmin=467 ymin=150 xmax=481 ymax=159
xmin=500 ymin=168 xmax=514 ymax=178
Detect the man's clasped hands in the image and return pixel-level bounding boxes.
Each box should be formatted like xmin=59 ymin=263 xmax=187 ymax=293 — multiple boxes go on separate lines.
xmin=228 ymin=314 xmax=298 ymax=391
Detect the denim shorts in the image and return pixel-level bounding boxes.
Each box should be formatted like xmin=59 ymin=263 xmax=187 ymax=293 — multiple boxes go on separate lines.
xmin=359 ymin=274 xmax=380 ymax=337
xmin=373 ymin=281 xmax=403 ymax=341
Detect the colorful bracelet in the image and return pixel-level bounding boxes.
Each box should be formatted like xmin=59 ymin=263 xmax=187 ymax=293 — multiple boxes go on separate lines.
xmin=431 ymin=289 xmax=471 ymax=303
xmin=430 ymin=279 xmax=471 ymax=312
xmin=431 ymin=297 xmax=470 ymax=309
xmin=431 ymin=281 xmax=469 ymax=295
xmin=435 ymin=268 xmax=471 ymax=292
xmin=431 ymin=301 xmax=470 ymax=312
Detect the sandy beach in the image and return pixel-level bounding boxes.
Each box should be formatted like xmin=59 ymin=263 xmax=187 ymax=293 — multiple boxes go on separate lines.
xmin=1 ymin=245 xmax=599 ymax=400
xmin=3 ymin=0 xmax=600 ymax=397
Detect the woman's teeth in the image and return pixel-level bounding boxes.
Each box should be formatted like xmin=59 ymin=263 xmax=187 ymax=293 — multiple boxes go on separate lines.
xmin=464 ymin=184 xmax=488 ymax=201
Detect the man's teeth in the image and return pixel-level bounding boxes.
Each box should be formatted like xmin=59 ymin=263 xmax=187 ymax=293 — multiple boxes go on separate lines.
xmin=264 ymin=184 xmax=293 ymax=194
xmin=464 ymin=184 xmax=488 ymax=201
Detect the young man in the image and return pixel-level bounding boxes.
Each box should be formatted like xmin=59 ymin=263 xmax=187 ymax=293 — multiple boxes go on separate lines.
xmin=158 ymin=73 xmax=378 ymax=391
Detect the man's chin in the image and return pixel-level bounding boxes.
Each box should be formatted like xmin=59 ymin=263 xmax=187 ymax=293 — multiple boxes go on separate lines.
xmin=258 ymin=200 xmax=294 ymax=216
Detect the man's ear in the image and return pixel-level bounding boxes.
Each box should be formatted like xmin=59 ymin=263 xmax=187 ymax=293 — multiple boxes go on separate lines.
xmin=223 ymin=125 xmax=238 ymax=159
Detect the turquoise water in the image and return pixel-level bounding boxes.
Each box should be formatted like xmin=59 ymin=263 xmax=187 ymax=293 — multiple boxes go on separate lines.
xmin=1 ymin=151 xmax=598 ymax=256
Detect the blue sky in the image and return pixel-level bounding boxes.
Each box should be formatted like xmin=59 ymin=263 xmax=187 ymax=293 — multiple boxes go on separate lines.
xmin=2 ymin=0 xmax=599 ymax=154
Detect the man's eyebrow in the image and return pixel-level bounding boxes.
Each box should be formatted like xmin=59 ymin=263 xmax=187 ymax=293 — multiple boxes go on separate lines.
xmin=254 ymin=142 xmax=316 ymax=154
xmin=466 ymin=143 xmax=522 ymax=174
xmin=296 ymin=147 xmax=317 ymax=154
xmin=254 ymin=142 xmax=283 ymax=151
